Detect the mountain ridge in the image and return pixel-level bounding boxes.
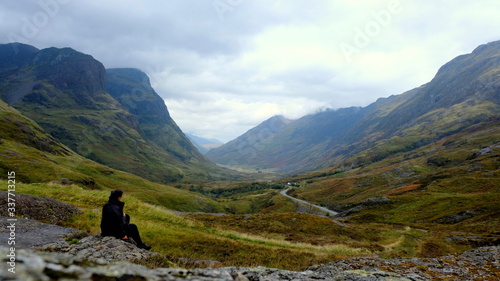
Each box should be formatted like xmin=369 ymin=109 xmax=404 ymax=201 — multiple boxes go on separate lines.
xmin=0 ymin=43 xmax=231 ymax=183
xmin=207 ymin=40 xmax=500 ymax=174
xmin=0 ymin=98 xmax=224 ymax=212
xmin=0 ymin=40 xmax=498 ymax=273
xmin=106 ymin=68 xmax=212 ymax=165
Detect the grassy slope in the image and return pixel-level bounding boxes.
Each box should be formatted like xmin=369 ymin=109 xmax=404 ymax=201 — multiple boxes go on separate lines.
xmin=171 ymin=110 xmax=498 ymax=259
xmin=1 ymin=100 xmax=420 ymax=269
xmin=0 ymin=45 xmax=233 ymax=183
xmin=0 ymin=100 xmax=222 ymax=212
xmin=17 ymin=96 xmax=188 ymax=183
xmin=106 ymin=68 xmax=230 ymax=182
xmin=281 ymin=118 xmax=499 ymax=256
xmin=6 ymin=181 xmax=383 ymax=270
xmin=2 ymin=103 xmax=497 ymax=270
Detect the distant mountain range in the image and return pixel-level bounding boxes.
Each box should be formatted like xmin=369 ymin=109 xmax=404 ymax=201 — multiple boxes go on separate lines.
xmin=1 ymin=40 xmax=498 ymax=181
xmin=186 ymin=133 xmax=223 ymax=154
xmin=0 ymin=40 xmax=497 ymax=269
xmin=0 ymin=43 xmax=231 ymax=183
xmin=206 ymin=40 xmax=500 ymax=174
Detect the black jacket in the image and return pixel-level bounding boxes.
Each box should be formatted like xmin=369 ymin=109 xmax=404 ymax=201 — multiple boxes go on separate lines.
xmin=100 ymin=199 xmax=126 ymax=238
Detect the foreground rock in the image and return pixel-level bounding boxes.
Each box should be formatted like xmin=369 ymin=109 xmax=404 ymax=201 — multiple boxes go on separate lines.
xmin=0 ymin=191 xmax=81 ymax=224
xmin=0 ymin=215 xmax=498 ymax=280
xmin=314 ymin=246 xmax=499 ymax=280
xmin=1 ymin=244 xmax=499 ymax=280
xmin=0 ymin=246 xmax=415 ymax=281
xmin=0 ymin=216 xmax=78 ymax=248
xmin=40 ymin=234 xmax=159 ymax=264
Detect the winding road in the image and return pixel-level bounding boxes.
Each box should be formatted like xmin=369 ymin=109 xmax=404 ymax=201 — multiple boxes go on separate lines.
xmin=280 ymin=189 xmax=338 ymax=216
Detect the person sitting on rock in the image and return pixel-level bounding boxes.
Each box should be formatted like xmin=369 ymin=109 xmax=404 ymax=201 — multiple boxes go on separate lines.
xmin=100 ymin=189 xmax=151 ymax=250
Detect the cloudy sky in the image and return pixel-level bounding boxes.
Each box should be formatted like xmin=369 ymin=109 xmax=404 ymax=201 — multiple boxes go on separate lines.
xmin=1 ymin=0 xmax=499 ymax=142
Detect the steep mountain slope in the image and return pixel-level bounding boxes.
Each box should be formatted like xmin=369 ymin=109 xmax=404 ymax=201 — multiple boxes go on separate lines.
xmin=0 ymin=99 xmax=223 ymax=212
xmin=105 ymin=68 xmax=225 ymax=178
xmin=207 ymin=40 xmax=500 ymax=174
xmin=284 ymin=115 xmax=499 ymax=248
xmin=0 ymin=43 xmax=230 ymax=182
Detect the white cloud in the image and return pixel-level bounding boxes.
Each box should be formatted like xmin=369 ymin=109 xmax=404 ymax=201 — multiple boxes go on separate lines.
xmin=165 ymin=92 xmax=324 ymax=142
xmin=1 ymin=0 xmax=499 ymax=142
xmin=166 ymin=97 xmax=278 ymax=142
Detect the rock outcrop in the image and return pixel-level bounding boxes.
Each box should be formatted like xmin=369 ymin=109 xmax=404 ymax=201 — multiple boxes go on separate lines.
xmin=335 ymin=196 xmax=391 ymax=218
xmin=0 ymin=191 xmax=81 ymax=224
xmin=0 ymin=216 xmax=78 ymax=249
xmin=314 ymin=246 xmax=499 ymax=280
xmin=0 ymin=198 xmax=498 ymax=280
xmin=1 ymin=244 xmax=498 ymax=280
xmin=40 ymin=234 xmax=158 ymax=264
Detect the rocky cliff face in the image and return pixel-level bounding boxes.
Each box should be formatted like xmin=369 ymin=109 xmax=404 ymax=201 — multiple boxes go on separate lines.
xmin=32 ymin=47 xmax=107 ymax=101
xmin=0 ymin=43 xmax=229 ymax=183
xmin=106 ymin=68 xmax=210 ymax=164
xmin=0 ymin=44 xmax=116 ymax=108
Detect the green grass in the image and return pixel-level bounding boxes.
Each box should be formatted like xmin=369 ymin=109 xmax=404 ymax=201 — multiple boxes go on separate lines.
xmin=188 ymin=213 xmax=380 ymax=247
xmin=1 ymin=95 xmax=498 ymax=269
xmin=281 ymin=121 xmax=499 ymax=256
xmin=0 ymin=136 xmax=224 ymax=213
xmin=177 ymin=117 xmax=500 ymax=260
xmin=6 ymin=181 xmax=382 ymax=270
xmin=0 ymin=99 xmax=224 ymax=212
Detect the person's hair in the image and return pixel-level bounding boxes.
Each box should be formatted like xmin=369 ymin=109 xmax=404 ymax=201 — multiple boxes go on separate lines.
xmin=109 ymin=189 xmax=123 ymax=200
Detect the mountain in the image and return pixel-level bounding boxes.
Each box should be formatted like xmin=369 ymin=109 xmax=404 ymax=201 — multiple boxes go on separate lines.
xmin=0 ymin=98 xmax=224 ymax=212
xmin=207 ymin=40 xmax=500 ymax=174
xmin=1 ymin=41 xmax=498 ymax=269
xmin=206 ymin=115 xmax=292 ymax=172
xmin=105 ymin=68 xmax=226 ymax=178
xmin=186 ymin=133 xmax=223 ymax=154
xmin=0 ymin=43 xmax=230 ymax=183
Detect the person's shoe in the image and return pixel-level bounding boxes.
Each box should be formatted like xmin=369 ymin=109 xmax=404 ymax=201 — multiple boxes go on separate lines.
xmin=139 ymin=243 xmax=152 ymax=250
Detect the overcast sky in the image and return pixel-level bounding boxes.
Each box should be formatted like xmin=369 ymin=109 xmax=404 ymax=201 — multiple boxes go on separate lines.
xmin=1 ymin=0 xmax=499 ymax=142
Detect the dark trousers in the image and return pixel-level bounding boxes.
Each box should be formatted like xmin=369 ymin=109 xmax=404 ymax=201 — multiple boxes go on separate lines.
xmin=123 ymin=214 xmax=144 ymax=246
xmin=125 ymin=223 xmax=144 ymax=246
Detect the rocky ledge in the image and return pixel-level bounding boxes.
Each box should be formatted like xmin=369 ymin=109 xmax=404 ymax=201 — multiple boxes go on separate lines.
xmin=39 ymin=234 xmax=159 ymax=264
xmin=0 ymin=194 xmax=500 ymax=281
xmin=0 ymin=191 xmax=81 ymax=224
xmin=1 ymin=233 xmax=498 ymax=281
xmin=0 ymin=193 xmax=498 ymax=280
